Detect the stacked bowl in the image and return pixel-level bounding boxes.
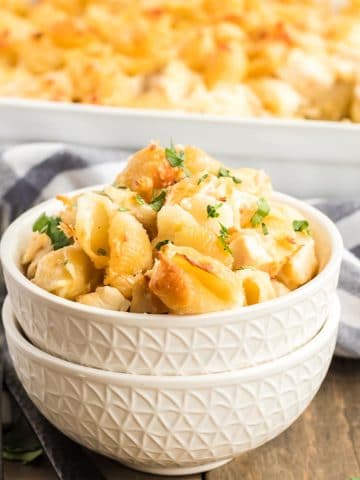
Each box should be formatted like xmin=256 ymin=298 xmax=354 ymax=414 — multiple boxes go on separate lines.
xmin=1 ymin=190 xmax=343 ymax=476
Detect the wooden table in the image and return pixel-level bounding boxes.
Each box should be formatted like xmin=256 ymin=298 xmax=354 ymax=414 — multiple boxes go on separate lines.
xmin=5 ymin=357 xmax=360 ymax=480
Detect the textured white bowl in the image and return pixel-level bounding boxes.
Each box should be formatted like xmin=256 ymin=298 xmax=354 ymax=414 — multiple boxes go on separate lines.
xmin=4 ymin=295 xmax=340 ymax=476
xmin=1 ymin=188 xmax=342 ymax=375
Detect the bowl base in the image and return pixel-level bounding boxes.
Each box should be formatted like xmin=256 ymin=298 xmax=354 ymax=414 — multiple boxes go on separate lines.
xmin=119 ymin=457 xmax=233 ymax=476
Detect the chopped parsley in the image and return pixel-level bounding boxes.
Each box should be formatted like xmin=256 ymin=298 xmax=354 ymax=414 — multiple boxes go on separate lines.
xmin=251 ymin=197 xmax=270 ymax=227
xmin=150 ymin=190 xmax=167 ymax=212
xmin=3 ymin=413 xmax=43 ymax=465
xmin=118 ymin=206 xmax=129 ymax=212
xmin=207 ymin=203 xmax=223 ymax=218
xmin=114 ymin=185 xmax=127 ymax=189
xmin=197 ymin=173 xmax=209 ymax=185
xmin=63 ymin=259 xmax=69 ymax=266
xmin=155 ymin=239 xmax=172 ymax=251
xmin=135 ymin=194 xmax=145 ymax=205
xmin=97 ymin=248 xmax=107 ymax=256
xmin=165 ymin=141 xmax=190 ymax=176
xmin=261 ymin=222 xmax=269 ymax=235
xmin=218 ymin=223 xmax=232 ymax=254
xmin=217 ymin=167 xmax=241 ymax=184
xmin=165 ymin=141 xmax=185 ymax=167
xmin=3 ymin=448 xmax=43 ymax=464
xmin=293 ymin=219 xmax=310 ymax=233
xmin=33 ymin=213 xmax=73 ymax=250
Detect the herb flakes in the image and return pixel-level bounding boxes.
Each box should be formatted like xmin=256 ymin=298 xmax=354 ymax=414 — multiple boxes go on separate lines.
xmin=207 ymin=203 xmax=223 ymax=218
xmin=217 ymin=167 xmax=241 ymax=184
xmin=218 ymin=223 xmax=232 ymax=254
xmin=251 ymin=197 xmax=270 ymax=227
xmin=293 ymin=219 xmax=310 ymax=233
xmin=150 ymin=190 xmax=167 ymax=212
xmin=33 ymin=213 xmax=73 ymax=250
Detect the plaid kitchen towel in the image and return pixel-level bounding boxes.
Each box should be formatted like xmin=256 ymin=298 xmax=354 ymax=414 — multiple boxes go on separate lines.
xmin=0 ymin=142 xmax=359 ymax=358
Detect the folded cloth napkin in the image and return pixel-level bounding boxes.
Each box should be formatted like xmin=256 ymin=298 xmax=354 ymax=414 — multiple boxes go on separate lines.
xmin=0 ymin=143 xmax=359 ymax=358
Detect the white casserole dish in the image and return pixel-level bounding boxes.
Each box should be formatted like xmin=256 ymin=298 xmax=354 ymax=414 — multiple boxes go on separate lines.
xmin=1 ymin=98 xmax=359 ymax=198
xmin=3 ymin=295 xmax=340 ymax=476
xmin=0 ymin=187 xmax=343 ymax=375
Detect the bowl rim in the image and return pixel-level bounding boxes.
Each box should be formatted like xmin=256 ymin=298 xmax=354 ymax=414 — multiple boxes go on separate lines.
xmin=0 ymin=187 xmax=343 ymax=324
xmin=3 ymin=294 xmax=339 ymax=386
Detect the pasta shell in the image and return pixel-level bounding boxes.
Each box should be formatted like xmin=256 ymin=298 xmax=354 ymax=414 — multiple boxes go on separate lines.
xmin=57 ymin=194 xmax=79 ymax=226
xmin=180 ymin=193 xmax=234 ymax=233
xmin=102 ymin=185 xmax=137 ymax=208
xmin=103 ymin=185 xmax=157 ymax=238
xmin=155 ymin=205 xmax=233 ymax=267
xmin=77 ymin=286 xmax=130 ymax=311
xmin=105 ymin=273 xmax=142 ymax=300
xmin=165 ymin=175 xmax=208 ymax=206
xmin=231 ymin=168 xmax=272 ymax=196
xmin=75 ymin=192 xmax=114 ymax=269
xmin=130 ymin=275 xmax=169 ymax=314
xmin=183 ymin=145 xmax=221 ymax=175
xmin=33 ymin=245 xmax=100 ymax=300
xmin=22 ymin=232 xmax=51 ymax=266
xmin=235 ymin=268 xmax=276 ymax=305
xmin=114 ymin=142 xmax=183 ymax=202
xmin=105 ymin=212 xmax=153 ymax=297
xmin=149 ymin=245 xmax=243 ymax=314
xmin=22 ymin=232 xmax=53 ymax=279
xmin=271 ymin=279 xmax=290 ymax=297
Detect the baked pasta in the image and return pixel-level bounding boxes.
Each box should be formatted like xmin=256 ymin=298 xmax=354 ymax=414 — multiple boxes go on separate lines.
xmin=22 ymin=141 xmax=318 ymax=314
xmin=0 ymin=0 xmax=360 ymax=121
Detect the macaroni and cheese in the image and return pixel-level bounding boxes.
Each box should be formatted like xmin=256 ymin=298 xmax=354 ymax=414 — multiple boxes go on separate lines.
xmin=22 ymin=142 xmax=318 ymax=314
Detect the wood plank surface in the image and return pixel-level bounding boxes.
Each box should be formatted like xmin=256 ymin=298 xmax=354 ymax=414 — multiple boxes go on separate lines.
xmin=4 ymin=358 xmax=359 ymax=480
xmin=206 ymin=357 xmax=360 ymax=480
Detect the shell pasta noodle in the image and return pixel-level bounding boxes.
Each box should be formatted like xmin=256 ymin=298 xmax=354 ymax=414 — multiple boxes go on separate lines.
xmin=21 ymin=141 xmax=319 ymax=315
xmin=0 ymin=1 xmax=360 ymax=122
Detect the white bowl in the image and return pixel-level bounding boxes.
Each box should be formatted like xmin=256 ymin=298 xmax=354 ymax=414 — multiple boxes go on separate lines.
xmin=1 ymin=188 xmax=343 ymax=375
xmin=4 ymin=295 xmax=340 ymax=476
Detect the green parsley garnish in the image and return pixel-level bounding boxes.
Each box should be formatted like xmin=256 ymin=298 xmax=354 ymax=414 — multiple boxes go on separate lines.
xmin=3 ymin=448 xmax=43 ymax=464
xmin=165 ymin=141 xmax=185 ymax=167
xmin=217 ymin=167 xmax=241 ymax=184
xmin=114 ymin=185 xmax=127 ymax=189
xmin=33 ymin=213 xmax=73 ymax=250
xmin=197 ymin=173 xmax=209 ymax=185
xmin=118 ymin=206 xmax=129 ymax=212
xmin=218 ymin=223 xmax=232 ymax=254
xmin=165 ymin=141 xmax=190 ymax=176
xmin=150 ymin=190 xmax=167 ymax=212
xmin=97 ymin=248 xmax=107 ymax=256
xmin=293 ymin=219 xmax=310 ymax=233
xmin=251 ymin=198 xmax=270 ymax=227
xmin=261 ymin=222 xmax=269 ymax=235
xmin=63 ymin=259 xmax=69 ymax=266
xmin=207 ymin=203 xmax=223 ymax=218
xmin=155 ymin=239 xmax=172 ymax=251
xmin=3 ymin=414 xmax=43 ymax=465
xmin=135 ymin=194 xmax=145 ymax=205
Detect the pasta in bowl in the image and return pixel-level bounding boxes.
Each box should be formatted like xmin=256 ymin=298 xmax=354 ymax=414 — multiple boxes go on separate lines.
xmin=0 ymin=142 xmax=342 ymax=374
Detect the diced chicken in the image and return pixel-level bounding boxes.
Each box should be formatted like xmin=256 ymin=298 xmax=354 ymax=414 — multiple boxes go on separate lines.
xmin=277 ymin=237 xmax=318 ymax=290
xmin=77 ymin=286 xmax=130 ymax=311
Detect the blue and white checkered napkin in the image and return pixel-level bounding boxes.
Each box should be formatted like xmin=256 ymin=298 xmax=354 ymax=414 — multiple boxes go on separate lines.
xmin=0 ymin=143 xmax=359 ymax=358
